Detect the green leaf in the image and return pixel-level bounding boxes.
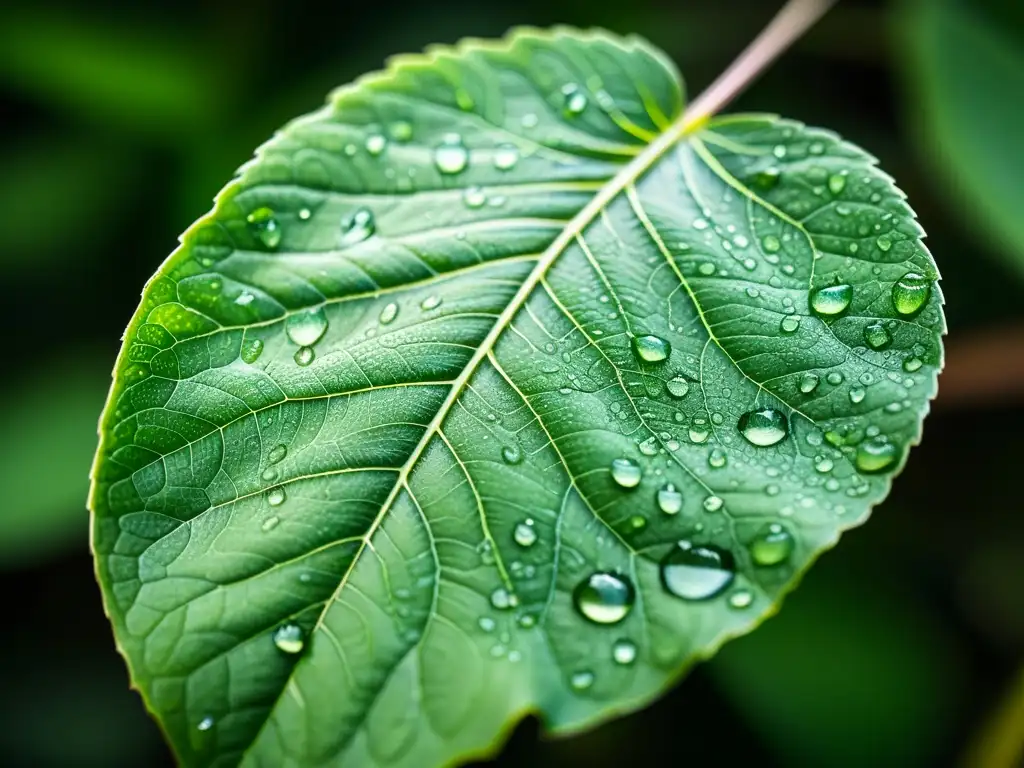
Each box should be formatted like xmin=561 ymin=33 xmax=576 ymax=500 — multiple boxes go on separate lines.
xmin=897 ymin=0 xmax=1024 ymax=274
xmin=89 ymin=27 xmax=944 ymax=768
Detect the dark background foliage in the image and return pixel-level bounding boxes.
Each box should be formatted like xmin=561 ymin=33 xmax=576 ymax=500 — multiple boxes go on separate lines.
xmin=1 ymin=0 xmax=1021 ymax=765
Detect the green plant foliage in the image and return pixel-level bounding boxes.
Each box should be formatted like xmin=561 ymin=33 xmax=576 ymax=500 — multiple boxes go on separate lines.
xmin=89 ymin=27 xmax=944 ymax=767
xmin=898 ymin=0 xmax=1024 ymax=275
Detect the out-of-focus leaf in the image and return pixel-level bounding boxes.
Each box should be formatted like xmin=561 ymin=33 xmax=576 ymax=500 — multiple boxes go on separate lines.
xmin=709 ymin=556 xmax=961 ymax=767
xmin=0 ymin=351 xmax=110 ymax=567
xmin=897 ymin=0 xmax=1024 ymax=276
xmin=0 ymin=138 xmax=139 ymax=268
xmin=0 ymin=11 xmax=222 ymax=138
xmin=961 ymin=666 xmax=1024 ymax=768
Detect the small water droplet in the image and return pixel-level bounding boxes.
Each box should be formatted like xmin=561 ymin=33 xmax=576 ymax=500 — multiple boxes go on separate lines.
xmin=365 ymin=134 xmax=387 ymax=155
xmin=570 ymin=670 xmax=595 ymax=690
xmin=478 ymin=616 xmax=495 ymax=633
xmin=521 ymin=113 xmax=539 ymax=129
xmin=434 ymin=133 xmax=468 ymax=174
xmin=849 ymin=387 xmax=866 ymax=404
xmin=247 ymin=207 xmax=281 ymax=249
xmin=490 ymin=587 xmax=518 ymax=610
xmin=708 ymin=448 xmax=727 ymax=468
xmin=666 ymin=376 xmax=690 ymax=398
xmin=781 ymin=316 xmax=800 ymax=333
xmin=261 ymin=515 xmax=280 ymax=532
xmin=464 ymin=186 xmax=486 ymax=208
xmin=657 ymin=483 xmax=683 ymax=515
xmin=661 ymin=541 xmax=735 ymax=600
xmin=389 ymin=121 xmax=412 ymax=141
xmin=810 ymin=284 xmax=852 ymax=316
xmin=501 ymin=445 xmax=522 ymax=465
xmin=892 ymin=272 xmax=931 ymax=315
xmin=632 ymin=335 xmax=671 ymax=363
xmin=855 ymin=438 xmax=899 ymax=473
xmin=268 ymin=486 xmax=286 ymax=506
xmin=294 ymin=346 xmax=315 ymax=366
xmin=738 ymin=408 xmax=788 ymax=447
xmin=493 ymin=144 xmax=519 ymax=170
xmin=863 ymin=321 xmax=892 ymax=350
xmin=610 ymin=458 xmax=642 ymax=488
xmin=197 ymin=716 xmax=214 ymax=732
xmin=241 ymin=338 xmax=264 ymax=364
xmin=562 ymin=83 xmax=588 ymax=115
xmin=612 ymin=639 xmax=637 ymax=665
xmin=729 ymin=589 xmax=753 ymax=608
xmin=828 ymin=173 xmax=846 ymax=195
xmin=815 ymin=455 xmax=834 ymax=473
xmin=573 ymin=572 xmax=635 ymax=625
xmin=268 ymin=444 xmax=287 ymax=464
xmin=286 ymin=306 xmax=328 ymax=347
xmin=341 ymin=208 xmax=375 ymax=246
xmin=773 ymin=144 xmax=787 ymax=159
xmin=799 ymin=372 xmax=820 ymax=394
xmin=826 ymin=371 xmax=844 ymax=385
xmin=703 ymin=495 xmax=723 ymax=512
xmin=903 ymin=356 xmax=923 ymax=373
xmin=513 ymin=519 xmax=537 ymax=547
xmin=750 ymin=523 xmax=794 ymax=566
xmin=420 ymin=295 xmax=442 ymax=311
xmin=876 ymin=234 xmax=892 ymax=252
xmin=762 ymin=235 xmax=781 ymax=253
xmin=692 ymin=217 xmax=709 ymax=230
xmin=379 ymin=302 xmax=399 ymax=325
xmin=273 ymin=623 xmax=305 ymax=654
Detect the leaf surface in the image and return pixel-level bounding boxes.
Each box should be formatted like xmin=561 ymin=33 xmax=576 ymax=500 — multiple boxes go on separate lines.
xmin=90 ymin=27 xmax=944 ymax=768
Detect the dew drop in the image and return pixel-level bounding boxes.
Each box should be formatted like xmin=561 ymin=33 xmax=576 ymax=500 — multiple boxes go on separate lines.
xmin=738 ymin=408 xmax=788 ymax=447
xmin=268 ymin=486 xmax=286 ymax=506
xmin=660 ymin=541 xmax=735 ymax=601
xmin=799 ymin=372 xmax=820 ymax=394
xmin=272 ymin=623 xmax=305 ymax=654
xmin=501 ymin=445 xmax=522 ymax=465
xmin=828 ymin=173 xmax=847 ymax=195
xmin=863 ymin=321 xmax=892 ymax=350
xmin=298 ymin=207 xmax=311 ymax=220
xmin=849 ymin=387 xmax=866 ymax=404
xmin=294 ymin=346 xmax=314 ymax=366
xmin=892 ymin=272 xmax=931 ymax=315
xmin=389 ymin=121 xmax=412 ymax=141
xmin=632 ymin=335 xmax=671 ymax=363
xmin=780 ymin=316 xmax=800 ymax=333
xmin=666 ymin=376 xmax=690 ymax=398
xmin=341 ymin=207 xmax=375 ymax=246
xmin=708 ymin=448 xmax=727 ymax=468
xmin=703 ymin=495 xmax=723 ymax=512
xmin=365 ymin=134 xmax=387 ymax=156
xmin=573 ymin=572 xmax=635 ymax=625
xmin=826 ymin=371 xmax=844 ymax=386
xmin=513 ymin=519 xmax=537 ymax=547
xmin=729 ymin=590 xmax=753 ymax=609
xmin=610 ymin=458 xmax=642 ymax=488
xmin=815 ymin=455 xmax=834 ymax=473
xmin=286 ymin=306 xmax=328 ymax=347
xmin=657 ymin=483 xmax=683 ymax=515
xmin=197 ymin=716 xmax=214 ymax=732
xmin=478 ymin=616 xmax=495 ymax=633
xmin=570 ymin=671 xmax=595 ymax=690
xmin=612 ymin=639 xmax=638 ymax=665
xmin=434 ymin=133 xmax=468 ymax=174
xmin=876 ymin=234 xmax=892 ymax=252
xmin=420 ymin=295 xmax=442 ymax=311
xmin=810 ymin=284 xmax=852 ymax=316
xmin=463 ymin=186 xmax=486 ymax=209
xmin=855 ymin=438 xmax=899 ymax=474
xmin=240 ymin=338 xmax=264 ymax=364
xmin=379 ymin=302 xmax=399 ymax=325
xmin=762 ymin=235 xmax=781 ymax=253
xmin=562 ymin=83 xmax=588 ymax=115
xmin=268 ymin=444 xmax=287 ymax=464
xmin=247 ymin=207 xmax=281 ymax=249
xmin=493 ymin=144 xmax=519 ymax=170
xmin=903 ymin=356 xmax=923 ymax=373
xmin=490 ymin=587 xmax=518 ymax=610
xmin=261 ymin=515 xmax=280 ymax=532
xmin=750 ymin=523 xmax=794 ymax=566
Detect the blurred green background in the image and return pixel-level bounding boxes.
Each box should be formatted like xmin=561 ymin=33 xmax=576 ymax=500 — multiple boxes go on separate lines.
xmin=1 ymin=0 xmax=1022 ymax=765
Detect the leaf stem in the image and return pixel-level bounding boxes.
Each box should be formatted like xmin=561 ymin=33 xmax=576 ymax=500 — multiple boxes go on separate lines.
xmin=683 ymin=0 xmax=838 ymax=129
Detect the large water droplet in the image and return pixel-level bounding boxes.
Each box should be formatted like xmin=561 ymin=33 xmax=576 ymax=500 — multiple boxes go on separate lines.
xmin=434 ymin=133 xmax=468 ymax=174
xmin=247 ymin=207 xmax=281 ymax=249
xmin=781 ymin=316 xmax=800 ymax=334
xmin=750 ymin=523 xmax=794 ymax=566
xmin=513 ymin=519 xmax=537 ymax=547
xmin=855 ymin=438 xmax=899 ymax=473
xmin=738 ymin=408 xmax=788 ymax=447
xmin=612 ymin=639 xmax=637 ymax=665
xmin=828 ymin=173 xmax=847 ymax=195
xmin=610 ymin=458 xmax=642 ymax=488
xmin=240 ymin=338 xmax=264 ymax=364
xmin=863 ymin=321 xmax=892 ymax=350
xmin=665 ymin=376 xmax=690 ymax=398
xmin=490 ymin=587 xmax=518 ymax=610
xmin=762 ymin=234 xmax=781 ymax=253
xmin=268 ymin=444 xmax=287 ymax=464
xmin=341 ymin=208 xmax=375 ymax=246
xmin=632 ymin=335 xmax=671 ymax=363
xmin=657 ymin=483 xmax=683 ymax=515
xmin=810 ymin=284 xmax=852 ymax=316
xmin=286 ymin=306 xmax=328 ymax=348
xmin=892 ymin=272 xmax=931 ymax=315
xmin=493 ymin=144 xmax=519 ymax=170
xmin=562 ymin=83 xmax=588 ymax=115
xmin=273 ymin=623 xmax=306 ymax=654
xmin=876 ymin=234 xmax=892 ymax=252
xmin=379 ymin=302 xmax=399 ymax=325
xmin=660 ymin=541 xmax=735 ymax=601
xmin=268 ymin=486 xmax=286 ymax=506
xmin=573 ymin=572 xmax=635 ymax=625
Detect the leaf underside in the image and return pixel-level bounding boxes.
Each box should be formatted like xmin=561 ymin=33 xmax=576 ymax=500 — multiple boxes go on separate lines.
xmin=89 ymin=27 xmax=944 ymax=768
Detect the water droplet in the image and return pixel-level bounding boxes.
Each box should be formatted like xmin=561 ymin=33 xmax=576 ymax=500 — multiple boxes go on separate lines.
xmin=434 ymin=133 xmax=468 ymax=174
xmin=692 ymin=217 xmax=709 ymax=230
xmin=379 ymin=302 xmax=399 ymax=325
xmin=490 ymin=587 xmax=518 ymax=610
xmin=698 ymin=262 xmax=715 ymax=276
xmin=762 ymin=235 xmax=781 ymax=253
xmin=863 ymin=321 xmax=892 ymax=350
xmin=876 ymin=234 xmax=892 ymax=252
xmin=273 ymin=623 xmax=305 ymax=654
xmin=826 ymin=371 xmax=844 ymax=386
xmin=197 ymin=716 xmax=214 ymax=732
xmin=247 ymin=207 xmax=281 ymax=249
xmin=365 ymin=134 xmax=387 ymax=155
xmin=610 ymin=458 xmax=642 ymax=488
xmin=849 ymin=387 xmax=866 ymax=404
xmin=632 ymin=335 xmax=671 ymax=363
xmin=261 ymin=515 xmax=280 ymax=532
xmin=268 ymin=486 xmax=286 ymax=506
xmin=464 ymin=186 xmax=486 ymax=208
xmin=689 ymin=423 xmax=710 ymax=443
xmin=286 ymin=306 xmax=328 ymax=348
xmin=501 ymin=445 xmax=522 ymax=465
xmin=750 ymin=523 xmax=794 ymax=566
xmin=661 ymin=541 xmax=735 ymax=600
xmin=493 ymin=144 xmax=519 ymax=170
xmin=268 ymin=444 xmax=287 ymax=464
xmin=703 ymin=495 xmax=723 ymax=512
xmin=513 ymin=519 xmax=537 ymax=547
xmin=241 ymin=338 xmax=264 ymax=364
xmin=638 ymin=436 xmax=659 ymax=456
xmin=521 ymin=113 xmax=539 ymax=129
xmin=799 ymin=372 xmax=820 ymax=394
xmin=772 ymin=144 xmax=787 ymax=159
xmin=781 ymin=316 xmax=800 ymax=333
xmin=573 ymin=572 xmax=635 ymax=625
xmin=388 ymin=121 xmax=412 ymax=141
xmin=708 ymin=448 xmax=727 ymax=468
xmin=666 ymin=376 xmax=690 ymax=398
xmin=810 ymin=284 xmax=852 ymax=317
xmin=892 ymin=272 xmax=931 ymax=315
xmin=478 ymin=616 xmax=495 ymax=632
xmin=657 ymin=483 xmax=683 ymax=515
xmin=570 ymin=670 xmax=595 ymax=690
xmin=294 ymin=346 xmax=314 ymax=366
xmin=855 ymin=438 xmax=899 ymax=473
xmin=815 ymin=455 xmax=834 ymax=473
xmin=828 ymin=173 xmax=846 ymax=195
xmin=341 ymin=208 xmax=375 ymax=246
xmin=628 ymin=514 xmax=647 ymax=532
xmin=562 ymin=83 xmax=588 ymax=115
xmin=420 ymin=295 xmax=442 ymax=311
xmin=612 ymin=639 xmax=637 ymax=665
xmin=738 ymin=408 xmax=788 ymax=447
xmin=903 ymin=356 xmax=923 ymax=372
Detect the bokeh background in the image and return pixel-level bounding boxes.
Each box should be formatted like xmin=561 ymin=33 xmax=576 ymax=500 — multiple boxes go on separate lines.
xmin=1 ymin=0 xmax=1022 ymax=765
